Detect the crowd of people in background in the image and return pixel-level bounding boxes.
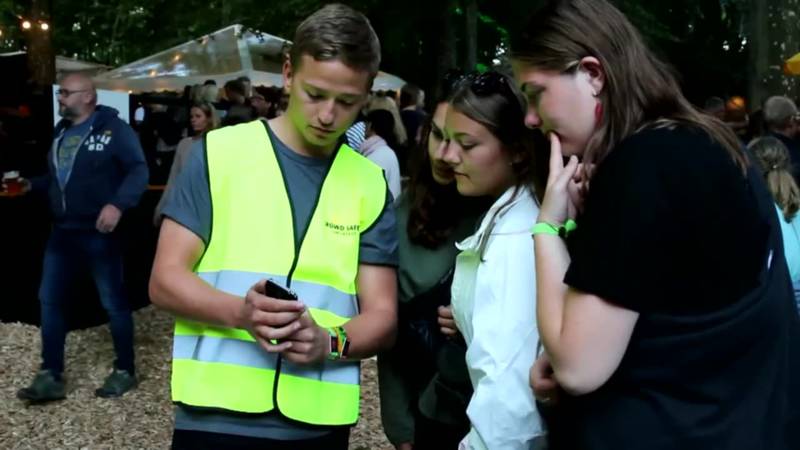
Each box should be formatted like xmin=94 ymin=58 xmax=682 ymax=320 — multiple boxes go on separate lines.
xmin=4 ymin=1 xmax=800 ymax=450
xmin=129 ymin=73 xmax=428 ymax=190
xmin=701 ymin=94 xmax=800 ymax=307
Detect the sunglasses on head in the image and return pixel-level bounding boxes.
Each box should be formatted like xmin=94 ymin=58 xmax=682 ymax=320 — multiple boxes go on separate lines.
xmin=443 ymin=70 xmax=514 ymax=98
xmin=468 ymin=71 xmax=513 ymax=96
xmin=459 ymin=71 xmax=527 ymax=119
xmin=452 ymin=71 xmax=516 ymax=98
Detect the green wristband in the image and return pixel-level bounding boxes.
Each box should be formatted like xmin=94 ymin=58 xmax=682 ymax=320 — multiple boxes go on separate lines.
xmin=563 ymin=219 xmax=577 ymax=235
xmin=531 ymin=220 xmax=577 ymax=238
xmin=531 ymin=222 xmax=560 ymax=236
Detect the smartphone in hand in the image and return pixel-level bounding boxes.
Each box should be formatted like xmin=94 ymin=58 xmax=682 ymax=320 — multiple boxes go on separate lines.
xmin=263 ymin=279 xmax=299 ymax=345
xmin=263 ymin=279 xmax=298 ymax=301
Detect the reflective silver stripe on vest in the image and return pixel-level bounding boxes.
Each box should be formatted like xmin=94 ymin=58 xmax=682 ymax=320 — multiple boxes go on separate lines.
xmin=197 ymin=271 xmax=358 ymax=318
xmin=173 ymin=335 xmax=359 ymax=385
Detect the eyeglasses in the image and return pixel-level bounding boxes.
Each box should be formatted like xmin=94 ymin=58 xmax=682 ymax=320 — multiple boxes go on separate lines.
xmin=453 ymin=71 xmax=528 ymax=140
xmin=442 ymin=70 xmax=518 ymax=103
xmin=55 ymin=89 xmax=88 ymax=97
xmin=441 ymin=69 xmax=467 ymax=98
xmin=458 ymin=71 xmax=525 ymax=114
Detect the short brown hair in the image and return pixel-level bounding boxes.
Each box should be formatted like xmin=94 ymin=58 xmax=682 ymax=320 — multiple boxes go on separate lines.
xmin=290 ymin=4 xmax=381 ymax=77
xmin=400 ymin=83 xmax=422 ymax=109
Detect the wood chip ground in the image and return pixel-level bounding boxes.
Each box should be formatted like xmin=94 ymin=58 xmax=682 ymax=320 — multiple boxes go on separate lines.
xmin=1 ymin=307 xmax=392 ymax=449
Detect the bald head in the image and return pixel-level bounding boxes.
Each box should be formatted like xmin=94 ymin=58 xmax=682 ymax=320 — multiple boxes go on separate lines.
xmin=763 ymin=96 xmax=797 ymax=135
xmin=57 ymin=72 xmax=98 ymax=123
xmin=61 ymin=73 xmax=97 ymax=103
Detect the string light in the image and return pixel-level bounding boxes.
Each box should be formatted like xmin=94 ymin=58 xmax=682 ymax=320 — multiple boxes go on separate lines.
xmin=16 ymin=15 xmax=51 ymax=32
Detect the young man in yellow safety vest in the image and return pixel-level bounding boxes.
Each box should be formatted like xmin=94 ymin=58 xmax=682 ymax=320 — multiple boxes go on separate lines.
xmin=149 ymin=4 xmax=398 ymax=449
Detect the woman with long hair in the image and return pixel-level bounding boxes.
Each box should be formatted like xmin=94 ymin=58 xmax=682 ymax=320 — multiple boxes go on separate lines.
xmin=378 ymin=75 xmax=486 ymax=450
xmin=749 ymin=136 xmax=800 ymax=309
xmin=512 ymin=1 xmax=800 ymax=449
xmin=154 ymin=102 xmax=218 ymax=224
xmin=443 ymin=71 xmax=546 ymax=449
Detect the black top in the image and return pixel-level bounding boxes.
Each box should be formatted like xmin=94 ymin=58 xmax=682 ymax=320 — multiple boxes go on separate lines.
xmin=552 ymin=125 xmax=800 ymax=450
xmin=400 ymin=108 xmax=425 ymax=147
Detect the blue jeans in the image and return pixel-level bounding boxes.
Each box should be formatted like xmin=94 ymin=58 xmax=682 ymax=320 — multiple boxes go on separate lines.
xmin=39 ymin=227 xmax=135 ymax=376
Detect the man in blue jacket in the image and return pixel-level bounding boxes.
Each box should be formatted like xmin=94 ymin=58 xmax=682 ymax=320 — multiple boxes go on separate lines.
xmin=14 ymin=73 xmax=149 ymax=402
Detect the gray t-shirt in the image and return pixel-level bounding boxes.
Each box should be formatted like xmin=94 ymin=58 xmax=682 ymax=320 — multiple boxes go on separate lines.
xmin=56 ymin=113 xmax=95 ymax=187
xmin=161 ymin=122 xmax=398 ymax=440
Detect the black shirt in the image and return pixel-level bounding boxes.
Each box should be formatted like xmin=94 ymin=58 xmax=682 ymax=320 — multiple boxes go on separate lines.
xmin=553 ymin=125 xmax=800 ymax=450
xmin=400 ymin=108 xmax=425 ymax=146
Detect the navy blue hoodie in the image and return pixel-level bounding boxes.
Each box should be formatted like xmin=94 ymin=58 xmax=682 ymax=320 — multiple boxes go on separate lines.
xmin=32 ymin=105 xmax=149 ymax=229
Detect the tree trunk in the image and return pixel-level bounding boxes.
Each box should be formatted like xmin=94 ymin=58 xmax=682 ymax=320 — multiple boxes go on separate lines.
xmin=434 ymin=0 xmax=459 ymax=99
xmin=747 ymin=0 xmax=767 ymax=108
xmin=748 ymin=0 xmax=800 ymax=109
xmin=463 ymin=0 xmax=478 ymax=71
xmin=222 ymin=0 xmax=232 ymax=27
xmin=107 ymin=2 xmax=126 ymax=66
xmin=25 ymin=0 xmax=55 ymax=89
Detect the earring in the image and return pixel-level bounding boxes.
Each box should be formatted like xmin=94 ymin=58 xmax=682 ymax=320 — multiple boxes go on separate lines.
xmin=594 ymin=100 xmax=603 ymax=123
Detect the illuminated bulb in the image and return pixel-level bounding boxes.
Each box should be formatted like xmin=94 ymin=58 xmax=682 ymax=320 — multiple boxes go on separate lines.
xmin=22 ymin=20 xmax=32 ymax=30
xmin=40 ymin=22 xmax=49 ymax=31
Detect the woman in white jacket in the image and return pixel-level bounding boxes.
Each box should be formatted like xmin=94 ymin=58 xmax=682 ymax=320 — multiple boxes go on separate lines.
xmin=437 ymin=71 xmax=547 ymax=450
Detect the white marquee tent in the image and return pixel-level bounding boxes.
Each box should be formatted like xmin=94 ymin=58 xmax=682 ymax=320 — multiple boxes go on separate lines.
xmin=0 ymin=51 xmax=111 ymax=78
xmin=93 ymin=25 xmax=406 ymax=93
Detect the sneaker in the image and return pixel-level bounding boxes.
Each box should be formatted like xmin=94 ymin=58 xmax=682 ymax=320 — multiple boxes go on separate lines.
xmin=17 ymin=370 xmax=66 ymax=403
xmin=95 ymin=369 xmax=137 ymax=398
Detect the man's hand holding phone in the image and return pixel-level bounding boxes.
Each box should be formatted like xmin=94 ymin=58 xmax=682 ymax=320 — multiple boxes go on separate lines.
xmin=240 ymin=279 xmax=306 ymax=353
xmin=241 ymin=279 xmax=330 ymax=365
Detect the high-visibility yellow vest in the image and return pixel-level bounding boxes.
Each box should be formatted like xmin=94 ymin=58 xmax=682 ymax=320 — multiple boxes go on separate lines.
xmin=170 ymin=120 xmax=387 ymax=426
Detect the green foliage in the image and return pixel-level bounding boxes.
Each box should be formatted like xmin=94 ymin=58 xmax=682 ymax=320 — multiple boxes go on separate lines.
xmin=618 ymin=0 xmax=750 ymax=101
xmin=33 ymin=0 xmax=387 ymax=66
xmin=6 ymin=0 xmax=754 ymax=103
xmin=0 ymin=0 xmax=31 ymax=50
